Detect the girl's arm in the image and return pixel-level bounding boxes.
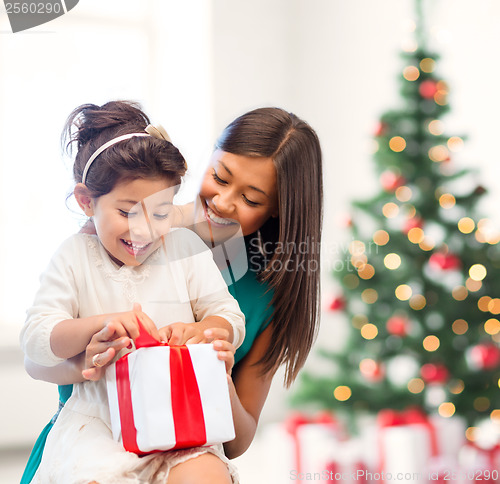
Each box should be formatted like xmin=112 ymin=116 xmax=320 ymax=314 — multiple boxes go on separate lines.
xmin=223 ymin=325 xmax=275 ymax=459
xmin=50 ymin=309 xmax=160 ymax=360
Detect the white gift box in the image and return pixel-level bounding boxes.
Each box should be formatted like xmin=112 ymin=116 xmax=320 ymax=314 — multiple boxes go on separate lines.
xmin=106 ymin=343 xmax=235 ymax=455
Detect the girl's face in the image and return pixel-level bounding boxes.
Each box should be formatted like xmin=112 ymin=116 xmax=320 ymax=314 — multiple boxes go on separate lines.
xmin=194 ymin=150 xmax=279 ymax=243
xmin=85 ymin=177 xmax=175 ymax=266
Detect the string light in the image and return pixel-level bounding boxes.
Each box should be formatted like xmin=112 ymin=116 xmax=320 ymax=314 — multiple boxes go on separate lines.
xmin=408 ymin=227 xmax=425 ymax=244
xmin=439 ymin=193 xmax=456 ymax=209
xmin=395 ymin=186 xmax=412 ymax=202
xmin=488 ymin=298 xmax=500 ymax=315
xmin=465 ymin=427 xmax=476 ymax=442
xmin=458 ymin=217 xmax=475 ymax=234
xmin=333 ymin=385 xmax=352 ymax=401
xmin=396 ymin=284 xmax=412 ymax=301
xmin=428 ymin=120 xmax=444 ymax=135
xmin=447 ymin=136 xmax=464 ymax=152
xmin=452 ymin=286 xmax=468 ymax=301
xmin=403 ymin=66 xmax=420 ymax=81
xmin=420 ymin=58 xmax=435 ymax=73
xmin=484 ymin=318 xmax=500 ymax=335
xmin=409 ymin=294 xmax=426 ymax=310
xmin=373 ymin=230 xmax=390 ymax=246
xmin=452 ymin=319 xmax=468 ymax=335
xmin=478 ymin=296 xmax=492 ymax=312
xmin=361 ymin=323 xmax=378 ymax=339
xmin=465 ymin=278 xmax=482 ymax=292
xmin=383 ymin=202 xmax=399 ymax=218
xmin=423 ymin=335 xmax=440 ymax=351
xmin=407 ymin=378 xmax=425 ymax=394
xmin=389 ymin=136 xmax=406 ymax=152
xmin=361 ymin=289 xmax=378 ymax=304
xmin=419 ymin=237 xmax=436 ymax=251
xmin=469 ymin=264 xmax=487 ymax=281
xmin=438 ymin=402 xmax=456 ymax=418
xmin=384 ymin=253 xmax=402 ymax=270
xmin=358 ymin=264 xmax=375 ymax=280
xmin=429 ymin=145 xmax=449 ymax=162
xmin=449 ymin=379 xmax=465 ymax=394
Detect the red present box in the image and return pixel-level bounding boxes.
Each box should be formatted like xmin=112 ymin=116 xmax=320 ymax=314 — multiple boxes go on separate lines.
xmin=106 ymin=328 xmax=234 ymax=455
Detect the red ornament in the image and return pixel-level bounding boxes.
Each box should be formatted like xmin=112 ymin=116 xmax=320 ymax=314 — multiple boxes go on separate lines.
xmin=419 ymin=80 xmax=439 ymax=99
xmin=375 ymin=121 xmax=388 ymax=137
xmin=360 ymin=359 xmax=385 ymax=382
xmin=380 ymin=170 xmax=406 ymax=192
xmin=420 ymin=363 xmax=449 ymax=383
xmin=428 ymin=252 xmax=461 ymax=271
xmin=468 ymin=343 xmax=500 ymax=370
xmin=329 ymin=296 xmax=346 ymax=311
xmin=386 ymin=315 xmax=409 ymax=337
xmin=403 ymin=216 xmax=423 ymax=234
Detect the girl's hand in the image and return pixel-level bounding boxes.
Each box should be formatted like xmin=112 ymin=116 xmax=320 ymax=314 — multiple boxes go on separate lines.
xmin=159 ymin=322 xmax=208 ymax=345
xmin=82 ymin=322 xmax=130 ymax=381
xmin=207 ymin=328 xmax=236 ymax=376
xmin=103 ymin=304 xmax=160 ymax=342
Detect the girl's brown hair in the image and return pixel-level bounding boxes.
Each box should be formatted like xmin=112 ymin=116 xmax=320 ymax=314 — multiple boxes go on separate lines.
xmin=216 ymin=107 xmax=323 ymax=386
xmin=63 ymin=101 xmax=186 ymax=197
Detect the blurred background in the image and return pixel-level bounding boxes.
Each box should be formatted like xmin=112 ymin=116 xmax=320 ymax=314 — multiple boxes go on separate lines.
xmin=1 ymin=0 xmax=499 ymax=482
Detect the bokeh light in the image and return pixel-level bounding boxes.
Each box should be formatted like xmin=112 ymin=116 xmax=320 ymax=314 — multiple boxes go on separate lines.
xmin=423 ymin=335 xmax=440 ymax=351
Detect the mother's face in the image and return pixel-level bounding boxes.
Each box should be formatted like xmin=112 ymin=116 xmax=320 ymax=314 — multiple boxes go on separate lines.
xmin=193 ymin=150 xmax=279 ymax=243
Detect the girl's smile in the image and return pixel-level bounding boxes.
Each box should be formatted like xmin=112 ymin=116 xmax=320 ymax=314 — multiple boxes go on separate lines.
xmin=76 ymin=177 xmax=176 ymax=266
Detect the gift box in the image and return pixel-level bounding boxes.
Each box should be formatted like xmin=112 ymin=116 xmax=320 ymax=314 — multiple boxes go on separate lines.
xmin=377 ymin=408 xmax=439 ymax=478
xmin=106 ymin=329 xmax=234 ymax=455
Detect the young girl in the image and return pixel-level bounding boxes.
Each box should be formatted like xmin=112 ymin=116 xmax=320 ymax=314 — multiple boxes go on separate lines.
xmin=22 ymin=106 xmax=323 ymax=481
xmin=20 ymin=101 xmax=245 ymax=483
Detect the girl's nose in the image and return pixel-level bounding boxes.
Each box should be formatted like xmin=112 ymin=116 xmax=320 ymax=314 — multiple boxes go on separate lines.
xmin=128 ymin=214 xmax=154 ymax=241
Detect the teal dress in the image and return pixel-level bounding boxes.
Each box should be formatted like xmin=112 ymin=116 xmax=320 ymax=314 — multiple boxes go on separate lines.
xmin=20 ymin=255 xmax=273 ymax=483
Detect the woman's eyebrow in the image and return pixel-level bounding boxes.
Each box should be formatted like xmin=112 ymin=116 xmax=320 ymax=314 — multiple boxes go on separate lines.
xmin=219 ymin=160 xmax=270 ymax=198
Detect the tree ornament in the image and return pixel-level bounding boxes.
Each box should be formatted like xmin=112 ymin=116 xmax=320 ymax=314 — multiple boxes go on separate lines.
xmin=420 ymin=363 xmax=449 ymax=383
xmin=380 ymin=170 xmax=406 ymax=192
xmin=359 ymin=358 xmax=385 ymax=382
xmin=428 ymin=252 xmax=461 ymax=271
xmin=419 ymin=79 xmax=439 ymax=99
xmin=467 ymin=343 xmax=500 ymax=370
xmin=403 ymin=215 xmax=423 ymax=234
xmin=374 ymin=121 xmax=388 ymax=137
xmin=386 ymin=315 xmax=410 ymax=337
xmin=329 ymin=296 xmax=346 ymax=311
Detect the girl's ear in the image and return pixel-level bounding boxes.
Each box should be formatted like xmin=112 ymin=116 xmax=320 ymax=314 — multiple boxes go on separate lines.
xmin=74 ymin=183 xmax=94 ymax=216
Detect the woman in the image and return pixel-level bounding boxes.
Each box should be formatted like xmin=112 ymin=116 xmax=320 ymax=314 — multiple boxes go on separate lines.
xmin=22 ymin=106 xmax=323 ymax=483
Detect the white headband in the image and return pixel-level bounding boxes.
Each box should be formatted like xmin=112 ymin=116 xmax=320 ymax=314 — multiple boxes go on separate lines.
xmin=81 ymin=124 xmax=172 ymax=185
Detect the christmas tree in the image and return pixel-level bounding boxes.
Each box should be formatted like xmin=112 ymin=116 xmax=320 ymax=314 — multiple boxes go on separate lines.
xmin=294 ymin=1 xmax=500 ymax=437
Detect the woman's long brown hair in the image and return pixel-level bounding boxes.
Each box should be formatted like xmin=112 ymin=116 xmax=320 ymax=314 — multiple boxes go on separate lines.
xmin=216 ymin=107 xmax=323 ymax=386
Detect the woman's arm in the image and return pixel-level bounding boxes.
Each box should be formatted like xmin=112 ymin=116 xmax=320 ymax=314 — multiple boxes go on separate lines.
xmin=24 ymin=354 xmax=86 ymax=384
xmin=223 ymin=325 xmax=275 ymax=459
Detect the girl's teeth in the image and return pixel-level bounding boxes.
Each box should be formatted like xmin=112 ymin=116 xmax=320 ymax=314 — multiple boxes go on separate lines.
xmin=207 ymin=206 xmax=234 ymax=225
xmin=124 ymin=240 xmax=149 ymax=250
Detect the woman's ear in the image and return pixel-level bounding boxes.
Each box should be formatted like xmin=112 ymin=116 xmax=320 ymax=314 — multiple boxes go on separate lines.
xmin=74 ymin=183 xmax=94 ymax=216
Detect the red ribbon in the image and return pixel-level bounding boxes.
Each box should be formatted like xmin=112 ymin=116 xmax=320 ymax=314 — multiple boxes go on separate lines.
xmin=285 ymin=411 xmax=338 ymax=474
xmin=115 ymin=320 xmax=206 ymax=454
